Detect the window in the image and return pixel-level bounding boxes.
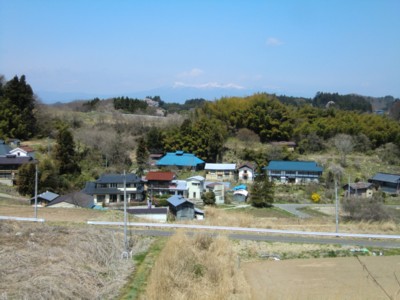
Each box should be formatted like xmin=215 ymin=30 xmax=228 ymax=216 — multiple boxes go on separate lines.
xmin=109 ymin=194 xmax=118 ymax=202
xmin=193 ymin=192 xmax=196 ymax=198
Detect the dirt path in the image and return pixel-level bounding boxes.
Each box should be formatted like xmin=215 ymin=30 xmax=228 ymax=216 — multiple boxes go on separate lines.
xmin=243 ymin=256 xmax=400 ymax=300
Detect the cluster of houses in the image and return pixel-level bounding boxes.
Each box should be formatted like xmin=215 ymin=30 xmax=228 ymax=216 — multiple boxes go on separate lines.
xmin=1 ymin=144 xmax=399 ymax=222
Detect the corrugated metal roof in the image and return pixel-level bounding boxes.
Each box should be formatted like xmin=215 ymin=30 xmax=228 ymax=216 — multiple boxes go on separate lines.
xmin=167 ymin=195 xmax=192 ymax=207
xmin=187 ymin=175 xmax=205 ymax=181
xmin=205 ymin=163 xmax=236 ymax=170
xmin=170 ymin=180 xmax=187 ymax=191
xmin=264 ymin=161 xmax=323 ymax=172
xmin=146 ymin=171 xmax=175 ymax=181
xmin=156 ymin=151 xmax=204 ymax=167
xmin=0 ymin=143 xmax=12 ymax=156
xmin=31 ymin=191 xmax=59 ymax=202
xmin=371 ymin=173 xmax=400 ymax=184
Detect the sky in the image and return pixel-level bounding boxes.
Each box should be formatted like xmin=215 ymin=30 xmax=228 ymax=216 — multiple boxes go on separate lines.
xmin=1 ymin=0 xmax=399 ymax=103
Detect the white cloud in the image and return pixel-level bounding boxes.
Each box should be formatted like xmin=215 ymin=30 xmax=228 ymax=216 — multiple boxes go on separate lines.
xmin=266 ymin=37 xmax=283 ymax=46
xmin=173 ymin=81 xmax=245 ymax=90
xmin=178 ymin=68 xmax=204 ymax=78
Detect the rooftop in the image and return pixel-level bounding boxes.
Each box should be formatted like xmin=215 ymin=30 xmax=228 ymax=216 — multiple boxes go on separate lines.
xmin=156 ymin=151 xmax=204 ymax=167
xmin=370 ymin=173 xmax=400 ymax=184
xmin=205 ymin=163 xmax=236 ymax=170
xmin=264 ymin=161 xmax=323 ymax=172
xmin=146 ymin=171 xmax=175 ymax=181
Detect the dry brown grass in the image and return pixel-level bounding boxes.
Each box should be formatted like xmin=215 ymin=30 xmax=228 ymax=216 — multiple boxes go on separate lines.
xmin=0 ymin=221 xmax=153 ymax=300
xmin=143 ymin=230 xmax=251 ymax=300
xmin=198 ymin=207 xmax=400 ymax=235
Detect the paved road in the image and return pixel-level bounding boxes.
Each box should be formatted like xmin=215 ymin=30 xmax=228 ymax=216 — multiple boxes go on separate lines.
xmin=274 ymin=204 xmax=314 ymax=218
xmin=128 ymin=229 xmax=400 ymax=249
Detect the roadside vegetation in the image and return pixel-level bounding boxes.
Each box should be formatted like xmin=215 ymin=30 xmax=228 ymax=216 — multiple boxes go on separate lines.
xmin=0 ymin=221 xmax=153 ymax=300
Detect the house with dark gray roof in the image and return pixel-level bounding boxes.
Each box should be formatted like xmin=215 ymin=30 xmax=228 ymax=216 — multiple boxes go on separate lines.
xmin=46 ymin=191 xmax=94 ymax=208
xmin=82 ymin=173 xmax=144 ymax=206
xmin=264 ymin=160 xmax=323 ymax=184
xmin=0 ymin=155 xmax=35 ymax=185
xmin=369 ymin=173 xmax=400 ymax=194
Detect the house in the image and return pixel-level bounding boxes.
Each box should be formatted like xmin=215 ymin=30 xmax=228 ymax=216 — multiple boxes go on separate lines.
xmin=0 ymin=155 xmax=35 ymax=186
xmin=9 ymin=146 xmax=35 ymax=158
xmin=205 ymin=182 xmax=225 ymax=204
xmin=145 ymin=171 xmax=176 ymax=196
xmin=0 ymin=140 xmax=12 ymax=156
xmin=343 ymin=182 xmax=374 ymax=198
xmin=369 ymin=173 xmax=400 ymax=194
xmin=82 ymin=173 xmax=144 ymax=206
xmin=30 ymin=191 xmax=59 ymax=206
xmin=46 ymin=191 xmax=94 ymax=208
xmin=264 ymin=160 xmax=323 ymax=184
xmin=156 ymin=150 xmax=205 ymax=170
xmin=167 ymin=195 xmax=195 ymax=220
xmin=238 ymin=163 xmax=256 ymax=182
xmin=205 ymin=163 xmax=236 ymax=181
xmin=186 ymin=175 xmax=205 ymax=200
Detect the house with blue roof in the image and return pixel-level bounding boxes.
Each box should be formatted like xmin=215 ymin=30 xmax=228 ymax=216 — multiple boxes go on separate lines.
xmin=156 ymin=150 xmax=205 ymax=170
xmin=264 ymin=160 xmax=323 ymax=184
xmin=167 ymin=195 xmax=195 ymax=220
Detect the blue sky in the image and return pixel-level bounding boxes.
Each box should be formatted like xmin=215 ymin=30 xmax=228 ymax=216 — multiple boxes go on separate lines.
xmin=1 ymin=0 xmax=399 ymax=103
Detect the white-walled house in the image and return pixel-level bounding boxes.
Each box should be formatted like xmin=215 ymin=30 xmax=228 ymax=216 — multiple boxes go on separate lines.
xmin=206 ymin=182 xmax=225 ymax=204
xmin=186 ymin=176 xmax=205 ymax=200
xmin=205 ymin=163 xmax=236 ymax=181
xmin=238 ymin=163 xmax=256 ymax=182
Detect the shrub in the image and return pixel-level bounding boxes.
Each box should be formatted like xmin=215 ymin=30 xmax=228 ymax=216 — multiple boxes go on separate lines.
xmin=311 ymin=192 xmax=321 ymax=203
xmin=342 ymin=195 xmax=391 ymax=222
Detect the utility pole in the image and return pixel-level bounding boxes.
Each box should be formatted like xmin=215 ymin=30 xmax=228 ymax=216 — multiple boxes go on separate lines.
xmin=335 ymin=177 xmax=339 ymax=234
xmin=123 ymin=170 xmax=128 ymax=258
xmin=34 ymin=163 xmax=38 ymax=219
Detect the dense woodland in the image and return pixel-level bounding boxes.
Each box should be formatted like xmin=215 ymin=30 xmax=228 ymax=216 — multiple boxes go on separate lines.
xmin=1 ymin=74 xmax=400 ymax=195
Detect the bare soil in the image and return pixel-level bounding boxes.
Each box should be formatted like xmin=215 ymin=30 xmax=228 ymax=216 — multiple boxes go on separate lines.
xmin=243 ymin=256 xmax=400 ymax=300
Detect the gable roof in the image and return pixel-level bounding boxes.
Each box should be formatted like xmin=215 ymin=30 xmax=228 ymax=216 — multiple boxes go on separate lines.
xmin=156 ymin=151 xmax=204 ymax=167
xmin=95 ymin=173 xmax=141 ymax=184
xmin=31 ymin=191 xmax=59 ymax=202
xmin=146 ymin=171 xmax=175 ymax=181
xmin=343 ymin=182 xmax=373 ymax=190
xmin=47 ymin=191 xmax=94 ymax=208
xmin=205 ymin=163 xmax=236 ymax=170
xmin=187 ymin=175 xmax=205 ymax=181
xmin=264 ymin=161 xmax=323 ymax=172
xmin=238 ymin=162 xmax=256 ymax=170
xmin=370 ymin=173 xmax=400 ymax=184
xmin=167 ymin=195 xmax=193 ymax=207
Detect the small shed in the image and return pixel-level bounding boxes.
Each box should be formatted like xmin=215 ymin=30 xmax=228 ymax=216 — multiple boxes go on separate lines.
xmin=167 ymin=195 xmax=195 ymax=220
xmin=343 ymin=182 xmax=374 ymax=198
xmin=30 ymin=191 xmax=59 ymax=206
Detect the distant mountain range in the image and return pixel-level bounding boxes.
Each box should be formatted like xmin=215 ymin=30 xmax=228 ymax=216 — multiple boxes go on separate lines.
xmin=36 ymin=86 xmax=260 ymax=104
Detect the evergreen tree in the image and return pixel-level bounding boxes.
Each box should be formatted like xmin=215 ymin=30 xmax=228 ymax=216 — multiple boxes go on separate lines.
xmin=0 ymin=75 xmax=37 ymax=139
xmin=53 ymin=124 xmax=81 ymax=175
xmin=202 ymin=191 xmax=216 ymax=205
xmin=16 ymin=163 xmax=36 ymax=196
xmin=249 ymin=174 xmax=274 ymax=208
xmin=136 ymin=137 xmax=149 ymax=176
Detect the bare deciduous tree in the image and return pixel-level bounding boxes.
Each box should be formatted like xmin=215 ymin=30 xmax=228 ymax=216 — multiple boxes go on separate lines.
xmin=333 ymin=134 xmax=354 ymax=166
